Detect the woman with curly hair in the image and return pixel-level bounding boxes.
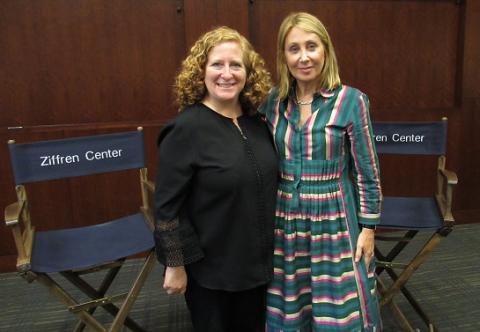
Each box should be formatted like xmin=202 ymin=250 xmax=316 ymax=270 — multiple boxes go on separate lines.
xmin=153 ymin=26 xmax=278 ymax=332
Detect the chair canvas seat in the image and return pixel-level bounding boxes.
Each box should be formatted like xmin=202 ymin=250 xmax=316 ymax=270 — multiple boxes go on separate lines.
xmin=381 ymin=197 xmax=443 ymax=230
xmin=31 ymin=213 xmax=154 ymax=273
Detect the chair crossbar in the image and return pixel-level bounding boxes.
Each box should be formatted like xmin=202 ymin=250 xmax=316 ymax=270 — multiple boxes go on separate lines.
xmin=61 ymin=253 xmax=153 ymax=332
xmin=380 ymin=233 xmax=443 ymax=305
xmin=74 ymin=260 xmax=124 ymax=275
xmin=376 ymin=230 xmax=418 ymax=275
xmin=33 ymin=253 xmax=154 ymax=332
xmin=61 ymin=268 xmax=121 ymax=305
xmin=34 ymin=272 xmax=107 ymax=332
xmin=69 ymin=293 xmax=129 ymax=313
xmin=375 ymin=235 xmax=412 ymax=242
xmin=376 ymin=261 xmax=408 ymax=270
xmin=63 ymin=266 xmax=126 ymax=331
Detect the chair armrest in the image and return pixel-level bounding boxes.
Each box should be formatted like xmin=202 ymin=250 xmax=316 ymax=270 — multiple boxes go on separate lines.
xmin=4 ymin=200 xmax=35 ymax=271
xmin=436 ymin=167 xmax=457 ymax=224
xmin=5 ymin=201 xmax=25 ymax=226
xmin=439 ymin=168 xmax=458 ymax=185
xmin=140 ymin=178 xmax=155 ymax=229
xmin=143 ymin=180 xmax=155 ymax=193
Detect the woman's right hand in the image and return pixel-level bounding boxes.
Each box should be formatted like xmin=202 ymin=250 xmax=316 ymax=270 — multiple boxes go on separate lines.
xmin=163 ymin=266 xmax=187 ymax=295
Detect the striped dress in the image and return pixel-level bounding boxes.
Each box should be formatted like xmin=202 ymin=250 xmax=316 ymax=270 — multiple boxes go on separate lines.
xmin=260 ymin=85 xmax=382 ymax=332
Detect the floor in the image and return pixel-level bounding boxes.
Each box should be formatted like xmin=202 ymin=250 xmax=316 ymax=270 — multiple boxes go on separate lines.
xmin=1 ymin=223 xmax=479 ymax=331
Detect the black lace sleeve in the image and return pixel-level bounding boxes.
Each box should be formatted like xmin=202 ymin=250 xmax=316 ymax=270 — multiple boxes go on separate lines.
xmin=153 ymin=114 xmax=204 ymax=266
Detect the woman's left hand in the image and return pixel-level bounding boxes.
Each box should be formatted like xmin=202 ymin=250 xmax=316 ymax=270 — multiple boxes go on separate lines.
xmin=355 ymin=228 xmax=375 ymax=270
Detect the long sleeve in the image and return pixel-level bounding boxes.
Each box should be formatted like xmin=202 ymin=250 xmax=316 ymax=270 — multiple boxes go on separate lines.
xmin=154 ymin=116 xmax=204 ymax=267
xmin=347 ymin=92 xmax=382 ymax=226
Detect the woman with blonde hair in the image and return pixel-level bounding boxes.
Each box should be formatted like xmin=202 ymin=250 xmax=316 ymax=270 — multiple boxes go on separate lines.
xmin=154 ymin=26 xmax=278 ymax=332
xmin=261 ymin=12 xmax=382 ymax=331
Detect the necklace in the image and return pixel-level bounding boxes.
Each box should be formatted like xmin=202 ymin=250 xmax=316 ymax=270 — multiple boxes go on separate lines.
xmin=295 ymin=89 xmax=313 ymax=106
xmin=296 ymin=99 xmax=313 ymax=106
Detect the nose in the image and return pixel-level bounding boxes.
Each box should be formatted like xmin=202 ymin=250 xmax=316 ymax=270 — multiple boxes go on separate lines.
xmin=221 ymin=66 xmax=233 ymax=78
xmin=300 ymin=49 xmax=309 ymax=62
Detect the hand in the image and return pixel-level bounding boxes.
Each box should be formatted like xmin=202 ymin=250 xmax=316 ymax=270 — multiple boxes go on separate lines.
xmin=163 ymin=266 xmax=187 ymax=295
xmin=355 ymin=228 xmax=375 ymax=270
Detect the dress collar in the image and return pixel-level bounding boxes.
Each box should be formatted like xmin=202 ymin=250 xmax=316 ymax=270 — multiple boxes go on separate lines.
xmin=288 ymin=82 xmax=338 ymax=101
xmin=317 ymin=88 xmax=336 ymax=98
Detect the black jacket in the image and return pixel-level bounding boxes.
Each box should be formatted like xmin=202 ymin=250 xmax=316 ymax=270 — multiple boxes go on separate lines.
xmin=154 ymin=103 xmax=278 ymax=291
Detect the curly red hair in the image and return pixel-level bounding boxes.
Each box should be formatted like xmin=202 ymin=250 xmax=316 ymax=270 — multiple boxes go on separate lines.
xmin=174 ymin=26 xmax=272 ymax=113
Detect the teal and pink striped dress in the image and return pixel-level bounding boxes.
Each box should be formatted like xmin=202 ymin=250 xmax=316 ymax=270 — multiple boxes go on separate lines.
xmin=261 ymin=85 xmax=382 ymax=332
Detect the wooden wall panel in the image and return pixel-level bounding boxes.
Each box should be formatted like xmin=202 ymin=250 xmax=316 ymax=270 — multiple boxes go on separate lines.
xmin=454 ymin=0 xmax=480 ymax=223
xmin=1 ymin=0 xmax=478 ymax=271
xmin=183 ymin=0 xmax=249 ymax=51
xmin=0 ymin=0 xmax=184 ymax=126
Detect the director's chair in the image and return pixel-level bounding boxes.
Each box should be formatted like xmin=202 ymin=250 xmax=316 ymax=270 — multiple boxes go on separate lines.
xmin=4 ymin=128 xmax=156 ymax=332
xmin=372 ymin=118 xmax=457 ymax=332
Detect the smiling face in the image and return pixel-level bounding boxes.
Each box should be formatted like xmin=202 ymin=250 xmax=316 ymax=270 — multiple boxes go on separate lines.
xmin=284 ymin=26 xmax=325 ymax=87
xmin=203 ymin=41 xmax=247 ymax=107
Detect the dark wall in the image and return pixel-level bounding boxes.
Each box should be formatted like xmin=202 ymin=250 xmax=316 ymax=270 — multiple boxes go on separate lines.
xmin=1 ymin=0 xmax=478 ymax=271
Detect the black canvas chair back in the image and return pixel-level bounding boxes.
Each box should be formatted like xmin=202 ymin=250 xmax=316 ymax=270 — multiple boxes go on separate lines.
xmin=4 ymin=128 xmax=156 ymax=332
xmin=373 ymin=118 xmax=457 ymax=332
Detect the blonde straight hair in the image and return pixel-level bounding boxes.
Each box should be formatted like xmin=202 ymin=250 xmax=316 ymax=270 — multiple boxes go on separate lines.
xmin=277 ymin=12 xmax=341 ymax=100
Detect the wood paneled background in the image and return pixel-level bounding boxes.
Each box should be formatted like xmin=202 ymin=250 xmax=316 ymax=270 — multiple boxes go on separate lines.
xmin=0 ymin=0 xmax=478 ymax=272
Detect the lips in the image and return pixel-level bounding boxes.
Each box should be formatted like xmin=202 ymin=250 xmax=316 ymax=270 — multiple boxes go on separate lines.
xmin=217 ymin=82 xmax=235 ymax=88
xmin=296 ymin=67 xmax=315 ymax=76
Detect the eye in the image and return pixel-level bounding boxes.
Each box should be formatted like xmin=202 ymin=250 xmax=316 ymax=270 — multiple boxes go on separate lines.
xmin=230 ymin=62 xmax=244 ymax=70
xmin=288 ymin=45 xmax=299 ymax=54
xmin=210 ymin=62 xmax=222 ymax=68
xmin=307 ymin=43 xmax=317 ymax=51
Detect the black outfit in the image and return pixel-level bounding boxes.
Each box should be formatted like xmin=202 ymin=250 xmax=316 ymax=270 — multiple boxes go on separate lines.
xmin=154 ymin=103 xmax=278 ymax=331
xmin=185 ymin=276 xmax=267 ymax=332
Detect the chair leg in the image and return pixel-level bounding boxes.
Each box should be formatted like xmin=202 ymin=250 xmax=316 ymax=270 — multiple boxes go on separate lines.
xmin=61 ymin=261 xmax=148 ymax=332
xmin=377 ymin=278 xmax=416 ymax=332
xmin=109 ymin=250 xmax=156 ymax=332
xmin=381 ymin=233 xmax=442 ymax=306
xmin=382 ymin=267 xmax=438 ymax=331
xmin=64 ymin=264 xmax=122 ymax=332
xmin=34 ymin=273 xmax=107 ymax=332
xmin=376 ymin=230 xmax=418 ymax=276
xmin=377 ymin=232 xmax=445 ymax=332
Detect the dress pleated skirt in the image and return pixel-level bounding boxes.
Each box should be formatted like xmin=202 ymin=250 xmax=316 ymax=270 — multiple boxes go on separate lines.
xmin=266 ymin=158 xmax=381 ymax=332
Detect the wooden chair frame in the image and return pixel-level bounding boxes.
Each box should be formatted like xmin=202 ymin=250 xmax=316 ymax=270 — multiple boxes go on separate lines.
xmin=4 ymin=128 xmax=157 ymax=332
xmin=374 ymin=118 xmax=458 ymax=332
